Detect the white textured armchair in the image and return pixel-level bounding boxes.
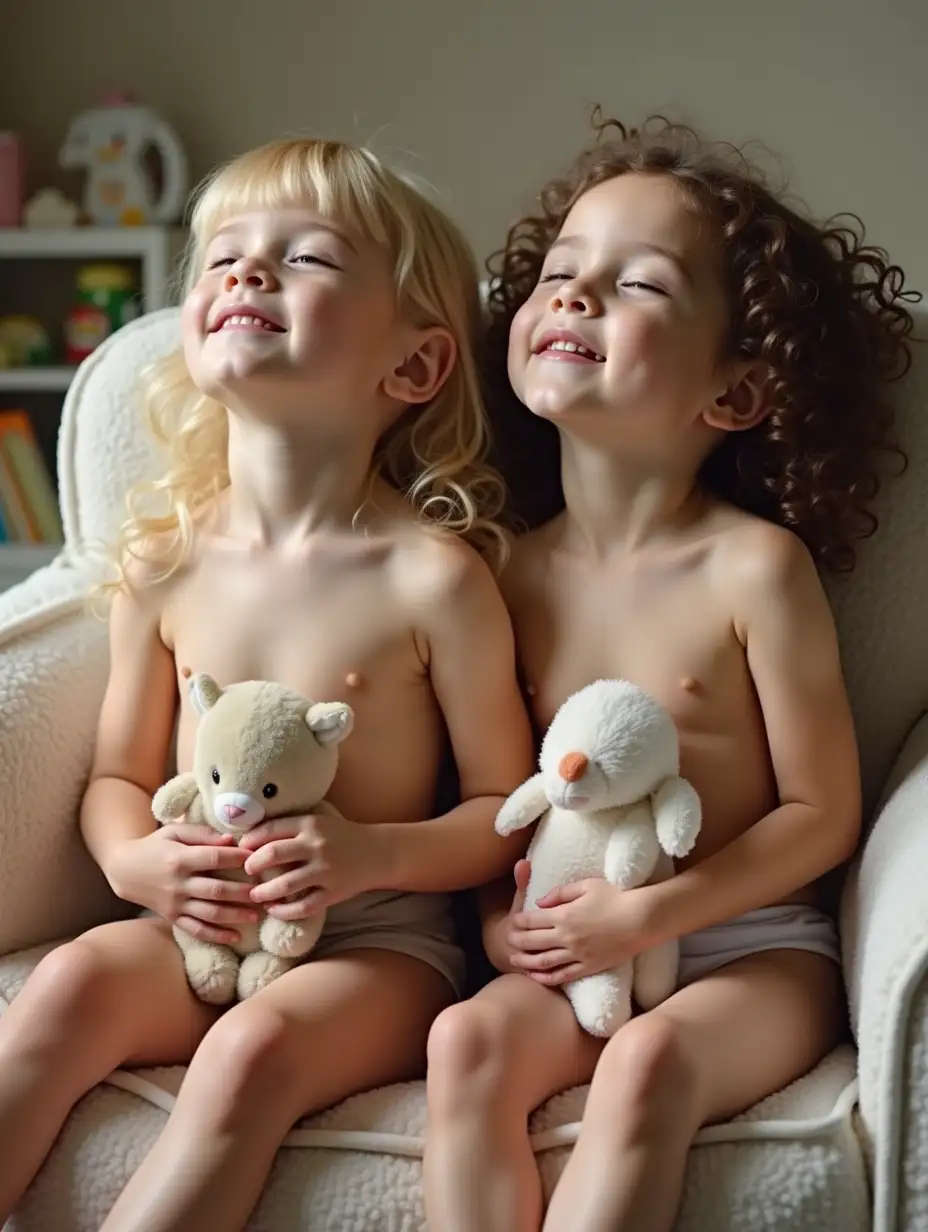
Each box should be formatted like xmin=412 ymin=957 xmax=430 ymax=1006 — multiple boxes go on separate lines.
xmin=0 ymin=309 xmax=926 ymax=1231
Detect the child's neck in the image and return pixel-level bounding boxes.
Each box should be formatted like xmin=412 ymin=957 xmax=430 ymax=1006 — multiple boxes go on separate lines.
xmin=222 ymin=416 xmax=379 ymax=547
xmin=559 ymin=433 xmax=705 ymax=558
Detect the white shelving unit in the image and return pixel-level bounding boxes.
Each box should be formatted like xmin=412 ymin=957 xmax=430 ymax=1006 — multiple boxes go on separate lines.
xmin=0 ymin=366 xmax=77 ymax=392
xmin=0 ymin=225 xmax=185 ymax=589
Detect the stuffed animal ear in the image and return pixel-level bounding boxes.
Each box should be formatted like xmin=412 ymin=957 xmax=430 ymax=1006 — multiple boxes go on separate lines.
xmin=306 ymin=702 xmax=355 ymax=746
xmin=188 ymin=673 xmax=223 ymax=716
xmin=651 ymin=775 xmax=702 ymax=859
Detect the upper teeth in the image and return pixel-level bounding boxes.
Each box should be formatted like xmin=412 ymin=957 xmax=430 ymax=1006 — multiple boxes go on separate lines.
xmin=220 ymin=314 xmax=278 ymax=330
xmin=544 ymin=340 xmax=605 ymax=361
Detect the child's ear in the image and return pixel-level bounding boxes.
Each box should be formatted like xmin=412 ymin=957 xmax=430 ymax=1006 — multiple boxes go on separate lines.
xmin=704 ymin=363 xmax=769 ymax=433
xmin=382 ymin=327 xmax=457 ymax=406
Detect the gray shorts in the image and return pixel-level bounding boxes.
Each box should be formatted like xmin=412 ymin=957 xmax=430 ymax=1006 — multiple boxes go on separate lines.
xmin=677 ymin=904 xmax=841 ymax=987
xmin=313 ymin=889 xmax=465 ymax=998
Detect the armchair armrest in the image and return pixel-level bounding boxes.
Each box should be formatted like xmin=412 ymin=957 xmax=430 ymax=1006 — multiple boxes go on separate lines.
xmin=0 ymin=556 xmax=127 ymax=956
xmin=841 ymin=712 xmax=928 ymax=1232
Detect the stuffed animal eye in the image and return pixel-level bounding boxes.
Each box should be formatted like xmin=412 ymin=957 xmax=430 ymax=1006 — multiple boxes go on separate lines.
xmin=211 ymin=768 xmax=220 ymax=784
xmin=263 ymin=783 xmax=278 ymax=799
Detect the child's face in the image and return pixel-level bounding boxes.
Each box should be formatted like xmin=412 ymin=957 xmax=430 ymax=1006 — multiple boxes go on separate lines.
xmin=509 ymin=173 xmax=735 ymax=457
xmin=182 ymin=206 xmax=412 ymax=430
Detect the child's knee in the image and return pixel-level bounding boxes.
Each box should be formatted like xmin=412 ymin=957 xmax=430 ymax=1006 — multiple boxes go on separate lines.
xmin=194 ymin=1002 xmax=298 ymax=1111
xmin=427 ymin=1000 xmax=513 ymax=1102
xmin=593 ymin=1015 xmax=700 ymax=1132
xmin=23 ymin=940 xmax=127 ymax=1032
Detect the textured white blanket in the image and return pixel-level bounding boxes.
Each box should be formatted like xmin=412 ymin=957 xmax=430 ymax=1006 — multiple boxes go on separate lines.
xmin=0 ymin=941 xmax=868 ymax=1232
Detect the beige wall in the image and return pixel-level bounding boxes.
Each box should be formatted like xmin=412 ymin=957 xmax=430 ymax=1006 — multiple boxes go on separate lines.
xmin=2 ymin=0 xmax=926 ymax=290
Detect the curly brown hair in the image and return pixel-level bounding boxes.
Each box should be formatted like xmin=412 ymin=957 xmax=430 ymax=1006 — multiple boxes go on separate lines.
xmin=484 ymin=113 xmax=919 ymax=571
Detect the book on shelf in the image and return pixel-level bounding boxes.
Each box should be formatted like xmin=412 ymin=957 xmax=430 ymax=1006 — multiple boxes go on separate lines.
xmin=0 ymin=410 xmax=63 ymax=545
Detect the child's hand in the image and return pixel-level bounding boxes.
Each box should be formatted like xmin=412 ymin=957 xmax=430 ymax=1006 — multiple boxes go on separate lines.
xmin=106 ymin=825 xmax=257 ymax=944
xmin=485 ymin=859 xmax=532 ymax=974
xmin=507 ymin=878 xmax=656 ymax=986
xmin=240 ymin=811 xmax=387 ymax=918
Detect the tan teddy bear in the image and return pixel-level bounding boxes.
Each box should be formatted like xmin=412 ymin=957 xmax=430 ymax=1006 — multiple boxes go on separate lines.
xmin=152 ymin=672 xmax=353 ymax=1005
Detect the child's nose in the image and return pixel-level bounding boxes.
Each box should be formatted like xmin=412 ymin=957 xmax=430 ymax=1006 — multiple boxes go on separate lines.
xmin=551 ymin=281 xmax=598 ymax=315
xmin=223 ymin=259 xmax=277 ymax=292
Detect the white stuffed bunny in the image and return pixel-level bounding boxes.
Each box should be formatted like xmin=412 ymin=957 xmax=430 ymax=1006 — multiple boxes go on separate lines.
xmin=496 ymin=678 xmax=701 ymax=1037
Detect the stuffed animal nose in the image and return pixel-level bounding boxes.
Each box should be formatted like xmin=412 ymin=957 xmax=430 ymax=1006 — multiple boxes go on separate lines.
xmin=223 ymin=805 xmax=246 ymax=821
xmin=559 ymin=752 xmax=589 ymax=783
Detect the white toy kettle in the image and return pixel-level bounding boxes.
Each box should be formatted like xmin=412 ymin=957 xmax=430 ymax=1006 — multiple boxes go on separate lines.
xmin=60 ymin=92 xmax=188 ymax=227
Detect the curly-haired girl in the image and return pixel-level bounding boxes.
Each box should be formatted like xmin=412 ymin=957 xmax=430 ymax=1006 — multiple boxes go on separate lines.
xmin=425 ymin=114 xmax=917 ymax=1232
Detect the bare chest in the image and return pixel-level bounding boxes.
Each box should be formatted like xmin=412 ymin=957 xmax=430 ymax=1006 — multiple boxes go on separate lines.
xmin=510 ymin=558 xmax=747 ymax=735
xmin=161 ymin=551 xmax=440 ymax=820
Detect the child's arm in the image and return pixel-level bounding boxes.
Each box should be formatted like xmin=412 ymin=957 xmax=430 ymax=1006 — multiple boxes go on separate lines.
xmin=80 ymin=583 xmax=180 ymax=862
xmin=80 ymin=581 xmax=253 ymax=943
xmin=380 ymin=543 xmax=537 ymax=891
xmin=645 ymin=525 xmax=861 ymax=942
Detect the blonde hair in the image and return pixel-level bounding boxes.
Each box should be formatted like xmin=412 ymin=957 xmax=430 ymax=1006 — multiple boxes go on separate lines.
xmin=109 ymin=138 xmax=506 ymax=591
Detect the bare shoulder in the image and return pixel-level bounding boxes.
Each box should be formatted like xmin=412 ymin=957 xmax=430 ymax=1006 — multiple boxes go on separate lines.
xmin=389 ymin=523 xmax=506 ymax=615
xmin=114 ymin=537 xmax=190 ymax=639
xmin=707 ymin=508 xmax=829 ymax=639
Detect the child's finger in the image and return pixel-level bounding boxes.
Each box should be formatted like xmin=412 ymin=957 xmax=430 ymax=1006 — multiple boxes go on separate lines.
xmin=174 ymin=914 xmax=240 ymax=946
xmin=267 ymin=891 xmax=327 ymax=920
xmin=243 ymin=839 xmax=304 ymax=876
xmin=184 ymin=876 xmax=256 ymax=905
xmin=509 ymin=948 xmax=573 ymax=972
xmin=511 ymin=859 xmax=532 ymax=913
xmin=250 ymin=866 xmax=317 ymax=902
xmin=528 ymin=963 xmax=585 ymax=987
xmin=182 ymin=899 xmax=259 ymax=926
xmin=170 ymin=823 xmax=237 ymax=846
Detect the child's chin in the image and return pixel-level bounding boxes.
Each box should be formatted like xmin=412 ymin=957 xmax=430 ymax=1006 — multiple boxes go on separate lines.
xmin=525 ymin=394 xmax=589 ymax=422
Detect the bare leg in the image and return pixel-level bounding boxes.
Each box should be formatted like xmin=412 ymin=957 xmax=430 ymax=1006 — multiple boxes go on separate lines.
xmin=0 ymin=918 xmax=217 ymax=1222
xmin=543 ymin=950 xmax=845 ymax=1232
xmin=101 ymin=949 xmax=452 ymax=1232
xmin=425 ymin=973 xmax=603 ymax=1232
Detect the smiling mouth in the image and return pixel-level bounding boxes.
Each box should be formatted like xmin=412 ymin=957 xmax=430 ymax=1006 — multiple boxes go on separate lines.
xmin=537 ymin=339 xmax=605 ymax=363
xmin=210 ymin=313 xmax=285 ymax=334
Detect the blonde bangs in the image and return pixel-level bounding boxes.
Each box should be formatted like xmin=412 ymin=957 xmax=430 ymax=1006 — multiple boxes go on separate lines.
xmin=186 ymin=140 xmax=407 ymax=280
xmin=107 ymin=137 xmax=508 ymax=599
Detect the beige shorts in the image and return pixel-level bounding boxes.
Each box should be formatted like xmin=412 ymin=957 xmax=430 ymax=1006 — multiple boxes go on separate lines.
xmin=312 ymin=889 xmax=465 ymax=999
xmin=677 ymin=904 xmax=841 ymax=987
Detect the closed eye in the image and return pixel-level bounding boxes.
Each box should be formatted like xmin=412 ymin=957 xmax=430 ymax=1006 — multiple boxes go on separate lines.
xmin=539 ymin=272 xmax=571 ymax=284
xmin=620 ymin=280 xmax=669 ymax=296
xmin=291 ymin=254 xmax=342 ymax=270
xmin=206 ymin=256 xmax=236 ymax=270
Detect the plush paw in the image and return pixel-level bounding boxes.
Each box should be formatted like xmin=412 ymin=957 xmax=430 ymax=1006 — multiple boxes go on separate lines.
xmin=494 ymin=774 xmax=548 ymax=836
xmin=259 ymin=912 xmax=324 ymax=960
xmin=237 ymin=951 xmax=294 ymax=999
xmin=566 ymin=969 xmax=633 ymax=1038
xmin=653 ymin=776 xmax=702 ymax=859
xmin=177 ymin=936 xmax=239 ymax=1006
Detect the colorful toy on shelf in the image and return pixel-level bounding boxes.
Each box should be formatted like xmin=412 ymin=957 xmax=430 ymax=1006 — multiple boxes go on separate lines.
xmin=59 ymin=92 xmax=188 ymax=226
xmin=0 ymin=317 xmax=53 ymax=367
xmin=23 ymin=187 xmax=80 ymax=229
xmin=64 ymin=263 xmax=141 ymax=364
xmin=0 ymin=133 xmax=25 ymax=227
